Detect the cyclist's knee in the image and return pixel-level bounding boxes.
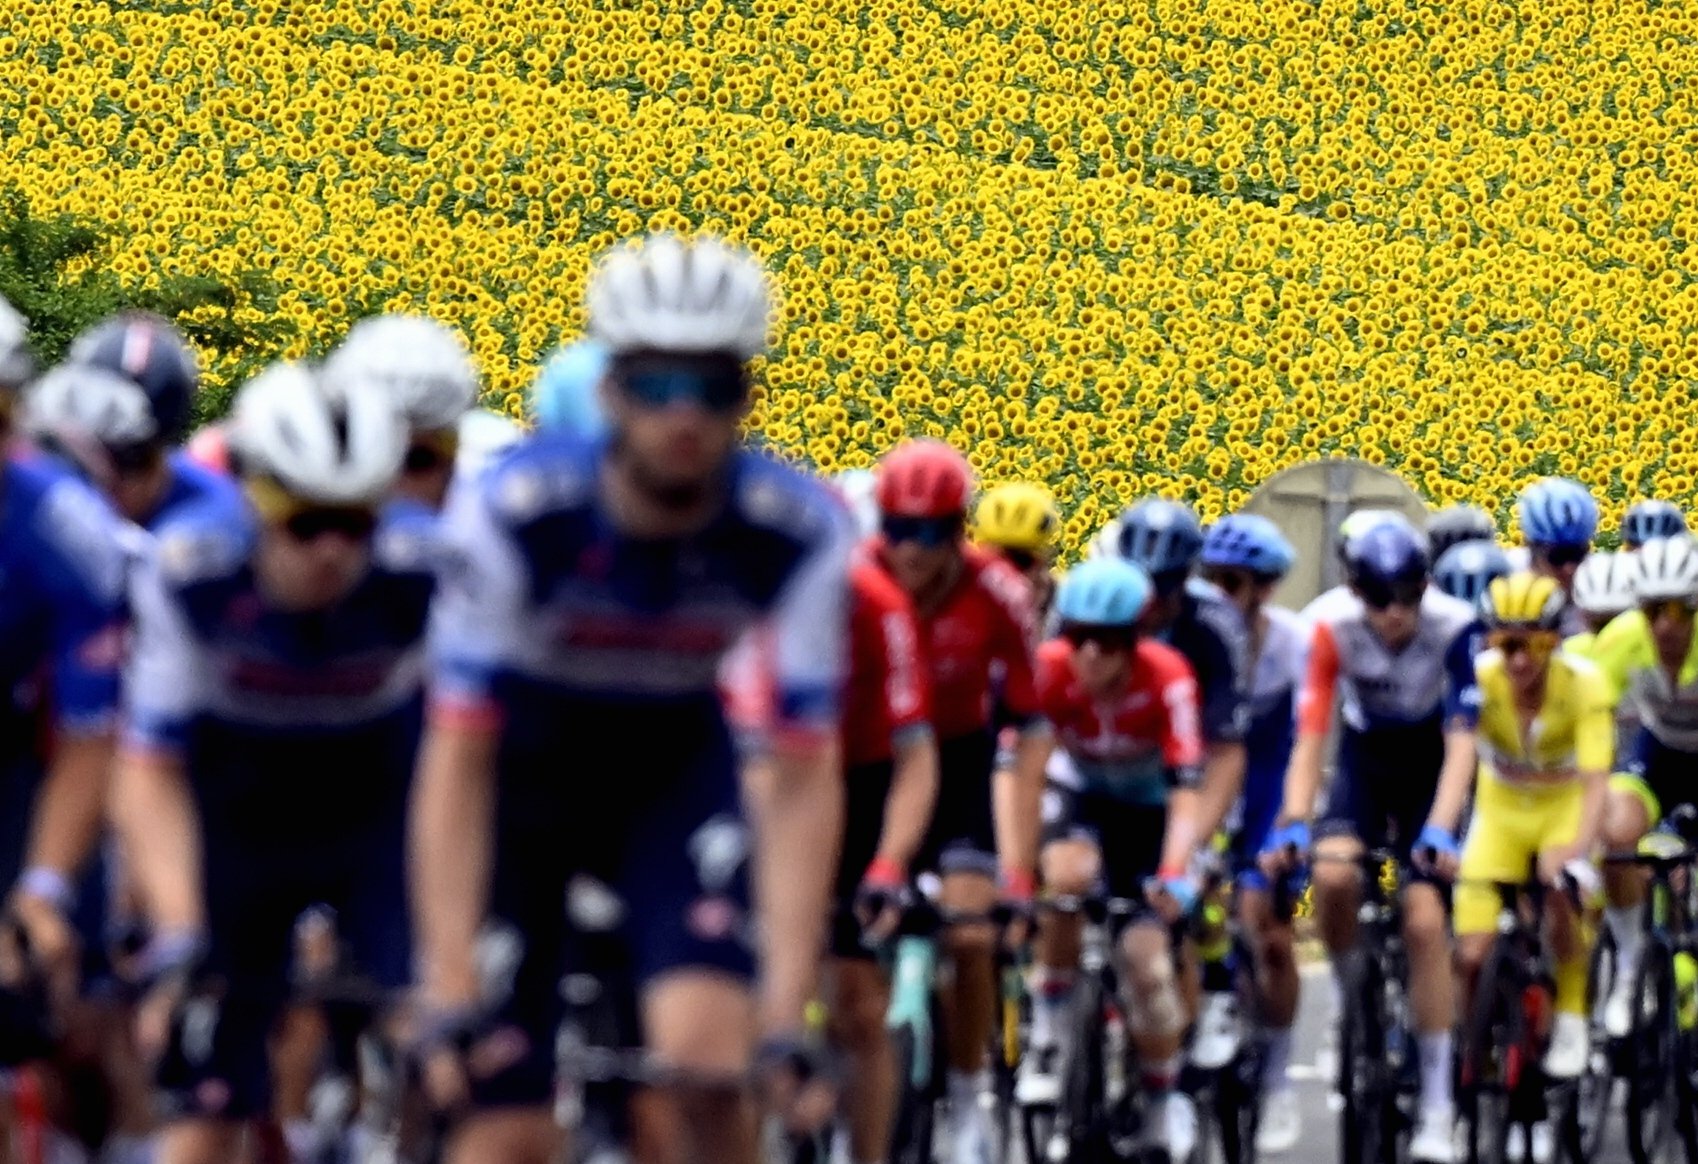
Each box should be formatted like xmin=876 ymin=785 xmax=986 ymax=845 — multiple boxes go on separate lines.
xmin=1309 ymin=840 xmax=1360 ymax=903
xmin=827 ymin=965 xmax=890 ymax=1051
xmin=1039 ymin=838 xmax=1099 ymax=898
xmin=1401 ymin=889 xmax=1447 ymax=955
xmin=157 ymin=1119 xmax=245 ymax=1164
xmin=644 ymin=974 xmax=756 ymax=1077
xmin=1603 ymin=787 xmax=1652 ymax=848
xmin=945 ymin=920 xmax=996 ymax=961
xmin=940 ymin=871 xmax=997 ymax=959
xmin=1455 ymin=932 xmax=1491 ymax=981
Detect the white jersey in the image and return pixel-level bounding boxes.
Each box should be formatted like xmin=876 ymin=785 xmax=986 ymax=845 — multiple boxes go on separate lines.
xmin=1298 ymin=587 xmax=1479 ymax=733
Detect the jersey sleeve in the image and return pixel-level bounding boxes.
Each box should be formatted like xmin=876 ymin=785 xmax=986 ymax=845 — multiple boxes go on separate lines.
xmin=426 ymin=473 xmax=532 ymax=731
xmin=36 ymin=481 xmax=127 ymax=736
xmin=873 ymin=592 xmax=932 ymax=752
xmin=1191 ymin=618 xmax=1249 ymax=744
xmin=1573 ymin=664 xmax=1616 ymax=774
xmin=1158 ymin=656 xmax=1206 ymax=779
xmin=765 ymin=504 xmax=854 ymax=742
xmin=1445 ymin=621 xmax=1483 ymax=727
xmin=120 ymin=544 xmax=206 ymax=755
xmin=1590 ymin=611 xmax=1650 ymax=706
xmin=1296 ymin=620 xmax=1341 ymax=736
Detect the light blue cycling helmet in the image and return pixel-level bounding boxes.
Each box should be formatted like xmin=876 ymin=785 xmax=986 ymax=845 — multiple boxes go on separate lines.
xmin=1432 ymin=539 xmax=1511 ymax=605
xmin=1055 ymin=558 xmax=1155 ymax=627
xmin=1517 ymin=477 xmax=1598 ymax=547
xmin=1114 ymin=498 xmax=1204 ymax=591
xmin=1622 ymin=499 xmax=1689 ymax=549
xmin=530 ymin=339 xmax=610 ymax=438
xmin=1200 ymin=513 xmax=1296 ymax=578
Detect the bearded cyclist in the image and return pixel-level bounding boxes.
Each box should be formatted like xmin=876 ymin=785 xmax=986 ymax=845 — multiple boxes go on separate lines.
xmin=1621 ymin=499 xmax=1688 ymax=550
xmin=1591 ymin=535 xmax=1698 ymax=1037
xmin=1017 ymin=557 xmax=1207 ymax=1161
xmin=869 ymin=439 xmax=1048 ymax=1164
xmin=1195 ymin=513 xmax=1307 ymax=1153
xmin=1259 ymin=517 xmax=1478 ymax=1164
xmin=972 ymin=482 xmax=1060 ymax=623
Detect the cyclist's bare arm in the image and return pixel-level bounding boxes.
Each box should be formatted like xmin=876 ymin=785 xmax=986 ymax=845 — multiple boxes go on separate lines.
xmin=875 ymin=731 xmax=939 ymax=874
xmin=1192 ymin=740 xmax=1247 ymax=845
xmin=27 ymin=730 xmax=114 ymax=890
xmin=994 ymin=726 xmax=1052 ymax=879
xmin=409 ymin=720 xmax=499 ymax=1007
xmin=1422 ymin=724 xmax=1478 ymax=838
xmin=110 ymin=747 xmax=202 ymax=935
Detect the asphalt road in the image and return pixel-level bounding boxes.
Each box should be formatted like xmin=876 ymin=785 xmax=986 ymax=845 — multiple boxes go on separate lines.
xmin=1273 ymin=963 xmax=1636 ymax=1164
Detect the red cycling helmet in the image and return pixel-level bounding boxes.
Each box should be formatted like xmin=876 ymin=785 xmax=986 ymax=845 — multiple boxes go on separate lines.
xmin=876 ymin=439 xmax=974 ymax=518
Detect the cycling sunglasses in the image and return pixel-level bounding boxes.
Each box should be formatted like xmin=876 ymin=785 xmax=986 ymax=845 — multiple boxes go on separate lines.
xmin=617 ymin=365 xmax=748 ymax=413
xmin=1355 ymin=576 xmax=1427 ymax=610
xmin=1060 ymin=622 xmax=1139 ymax=653
xmin=1203 ymin=567 xmax=1276 ymax=598
xmin=1533 ymin=543 xmax=1589 ymax=568
xmin=1641 ymin=598 xmax=1698 ymax=623
xmin=247 ymin=476 xmax=379 ymax=542
xmin=1487 ymin=629 xmax=1558 ymax=657
xmin=404 ymin=428 xmax=459 ymax=474
xmin=107 ymin=440 xmax=164 ymax=477
xmin=882 ymin=513 xmax=964 ymax=548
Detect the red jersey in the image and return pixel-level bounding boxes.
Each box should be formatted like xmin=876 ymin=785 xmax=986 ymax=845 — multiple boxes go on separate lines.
xmin=1035 ymin=637 xmax=1204 ymax=802
xmin=722 ymin=561 xmax=933 ymax=765
xmin=874 ymin=543 xmax=1039 ymax=741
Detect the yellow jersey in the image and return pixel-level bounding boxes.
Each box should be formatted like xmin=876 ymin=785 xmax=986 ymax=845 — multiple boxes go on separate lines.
xmin=1472 ymin=648 xmax=1615 ymax=783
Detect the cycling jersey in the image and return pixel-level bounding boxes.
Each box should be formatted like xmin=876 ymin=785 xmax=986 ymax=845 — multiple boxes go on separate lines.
xmin=878 ymin=543 xmax=1038 ymax=741
xmin=0 ymin=455 xmax=126 ymax=756
xmin=1234 ymin=605 xmax=1307 ymax=866
xmin=1471 ymin=649 xmax=1614 ymax=783
xmin=1159 ymin=578 xmax=1251 ymax=744
xmin=1591 ymin=610 xmax=1698 ymax=754
xmin=138 ymin=451 xmax=241 ymax=531
xmin=1297 ymin=588 xmax=1478 ymax=735
xmin=1034 ymin=637 xmax=1203 ymax=805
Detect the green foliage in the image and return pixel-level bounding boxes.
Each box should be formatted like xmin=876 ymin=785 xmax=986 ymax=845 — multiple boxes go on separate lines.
xmin=0 ymin=186 xmax=295 ymax=421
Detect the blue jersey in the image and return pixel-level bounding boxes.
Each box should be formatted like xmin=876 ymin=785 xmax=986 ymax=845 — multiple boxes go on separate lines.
xmin=1158 ymin=578 xmax=1252 ymax=745
xmin=1232 ymin=605 xmax=1308 ymax=855
xmin=0 ymin=455 xmax=126 ymax=757
xmin=140 ymin=451 xmax=239 ymax=532
xmin=122 ymin=490 xmax=436 ymax=795
xmin=428 ymin=435 xmax=852 ymax=741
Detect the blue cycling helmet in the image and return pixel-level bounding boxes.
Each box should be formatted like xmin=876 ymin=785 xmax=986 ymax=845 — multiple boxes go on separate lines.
xmin=1200 ymin=513 xmax=1296 ymax=578
xmin=1055 ymin=558 xmax=1155 ymax=627
xmin=530 ymin=339 xmax=610 ymax=438
xmin=1345 ymin=517 xmax=1430 ymax=586
xmin=1432 ymin=539 xmax=1511 ymax=605
xmin=1517 ymin=477 xmax=1598 ymax=547
xmin=1622 ymin=499 xmax=1688 ymax=549
xmin=1115 ymin=498 xmax=1203 ymax=590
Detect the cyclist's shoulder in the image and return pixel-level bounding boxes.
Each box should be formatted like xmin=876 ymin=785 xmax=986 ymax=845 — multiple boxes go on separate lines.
xmin=148 ymin=489 xmax=254 ymax=591
xmin=5 ymin=455 xmax=127 ymax=601
xmin=1550 ymin=648 xmax=1609 ymax=699
xmin=471 ymin=430 xmax=598 ymax=526
xmin=1591 ymin=608 xmax=1654 ymax=663
xmin=1418 ymin=586 xmax=1476 ymax=634
xmin=1299 ymin=585 xmax=1359 ymax=627
xmin=1136 ymin=636 xmax=1196 ymax=685
xmin=371 ymin=496 xmax=441 ymax=579
xmin=1261 ymin=604 xmax=1310 ymax=650
xmin=849 ymin=554 xmax=912 ymax=615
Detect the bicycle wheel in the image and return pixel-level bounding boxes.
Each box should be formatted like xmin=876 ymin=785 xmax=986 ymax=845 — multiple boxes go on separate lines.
xmin=1214 ymin=943 xmax=1264 ymax=1164
xmin=1564 ymin=926 xmax=1618 ymax=1162
xmin=1460 ymin=944 xmax=1521 ymax=1164
xmin=889 ymin=1022 xmax=938 ymax=1164
xmin=1627 ymin=943 xmax=1679 ymax=1164
xmin=1337 ymin=951 xmax=1391 ymax=1164
xmin=1055 ymin=974 xmax=1109 ymax=1164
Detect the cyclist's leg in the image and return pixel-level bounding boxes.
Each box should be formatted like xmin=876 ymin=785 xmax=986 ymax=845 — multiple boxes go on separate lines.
xmin=825 ymin=760 xmax=898 ymax=1162
xmin=1234 ymin=875 xmax=1297 ymax=1049
xmin=1601 ymin=730 xmax=1670 ymax=1006
xmin=1310 ymin=729 xmax=1378 ymax=961
xmin=1453 ymin=775 xmax=1541 ymax=1016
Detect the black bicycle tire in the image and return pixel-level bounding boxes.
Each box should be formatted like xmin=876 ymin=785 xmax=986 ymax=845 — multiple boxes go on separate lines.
xmin=1215 ymin=940 xmax=1264 ymax=1164
xmin=1059 ymin=971 xmax=1108 ymax=1163
xmin=1627 ymin=942 xmax=1679 ymax=1164
xmin=1337 ymin=950 xmax=1388 ymax=1164
xmin=888 ymin=1022 xmax=936 ymax=1164
xmin=1461 ymin=941 xmax=1521 ymax=1164
xmin=1564 ymin=926 xmax=1619 ymax=1163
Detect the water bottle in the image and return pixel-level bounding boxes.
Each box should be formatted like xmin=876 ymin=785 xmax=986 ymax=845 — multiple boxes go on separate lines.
xmin=1676 ymin=951 xmax=1698 ymax=1032
xmin=1104 ymin=998 xmax=1129 ymax=1104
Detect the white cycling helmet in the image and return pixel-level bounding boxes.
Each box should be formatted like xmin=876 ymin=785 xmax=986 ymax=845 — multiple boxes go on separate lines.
xmin=1572 ymin=550 xmax=1638 ymax=616
xmin=454 ymin=408 xmax=525 ymax=482
xmin=1087 ymin=515 xmax=1124 ymax=560
xmin=230 ymin=362 xmax=408 ymax=505
xmin=585 ymin=233 xmax=773 ymax=360
xmin=22 ymin=363 xmax=157 ymax=448
xmin=322 ymin=313 xmax=479 ymax=434
xmin=833 ymin=469 xmax=880 ymax=538
xmin=1632 ymin=536 xmax=1698 ymax=604
xmin=0 ymin=293 xmax=33 ymax=390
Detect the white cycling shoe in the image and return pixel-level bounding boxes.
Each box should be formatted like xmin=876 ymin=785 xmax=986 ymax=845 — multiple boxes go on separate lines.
xmin=1410 ymin=1103 xmax=1457 ymax=1164
xmin=1014 ymin=1042 xmax=1064 ymax=1106
xmin=947 ymin=1092 xmax=996 ymax=1164
xmin=1255 ymin=1090 xmax=1302 ymax=1154
xmin=1190 ymin=990 xmax=1242 ymax=1069
xmin=1603 ymin=972 xmax=1637 ymax=1039
xmin=1542 ymin=1011 xmax=1589 ymax=1080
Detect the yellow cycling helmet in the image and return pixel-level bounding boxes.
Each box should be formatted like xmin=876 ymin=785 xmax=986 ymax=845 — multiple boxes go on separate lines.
xmin=1480 ymin=571 xmax=1567 ymax=631
xmin=973 ymin=482 xmax=1060 ymax=553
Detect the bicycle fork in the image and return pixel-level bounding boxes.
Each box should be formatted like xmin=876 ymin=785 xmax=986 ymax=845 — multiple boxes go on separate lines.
xmin=887 ymin=935 xmax=938 ymax=1089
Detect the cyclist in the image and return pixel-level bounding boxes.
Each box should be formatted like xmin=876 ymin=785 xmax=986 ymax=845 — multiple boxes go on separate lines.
xmin=321 ymin=312 xmax=480 ymax=512
xmin=1427 ymin=504 xmax=1500 ymax=564
xmin=1106 ymin=498 xmax=1251 ymax=1067
xmin=1590 ymin=534 xmax=1698 ymax=1036
xmin=0 ymin=294 xmax=128 ymax=1048
xmin=1456 ymin=574 xmax=1607 ymax=1079
xmin=1301 ymin=508 xmax=1408 ymax=622
xmin=107 ymin=362 xmax=425 ymax=1164
xmin=1017 ymin=557 xmax=1206 ymax=1160
xmin=529 ymin=337 xmax=611 ymax=441
xmin=1567 ymin=550 xmax=1637 ymax=657
xmin=1195 ymin=513 xmax=1307 ymax=1154
xmin=1260 ymin=517 xmax=1478 ymax=1164
xmin=869 ymin=438 xmax=1048 ymax=1164
xmin=413 ymin=234 xmax=852 ymax=1164
xmin=972 ymin=481 xmax=1060 ymax=621
xmin=1516 ymin=477 xmax=1597 ymax=637
xmin=1621 ymin=498 xmax=1688 ymax=550
xmin=1433 ymin=541 xmax=1511 ymax=607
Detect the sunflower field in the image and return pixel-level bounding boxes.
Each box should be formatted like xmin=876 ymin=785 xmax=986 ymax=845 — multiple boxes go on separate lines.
xmin=2 ymin=0 xmax=1696 ymax=544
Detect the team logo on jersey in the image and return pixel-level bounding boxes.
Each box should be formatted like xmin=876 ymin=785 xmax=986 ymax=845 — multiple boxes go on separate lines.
xmin=687 ymin=815 xmax=749 ymax=893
